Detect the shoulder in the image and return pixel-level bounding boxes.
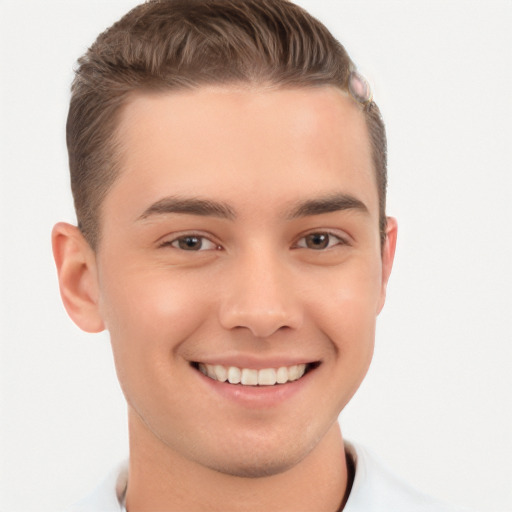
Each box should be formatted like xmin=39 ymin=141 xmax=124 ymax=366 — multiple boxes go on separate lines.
xmin=344 ymin=442 xmax=470 ymax=512
xmin=63 ymin=461 xmax=128 ymax=512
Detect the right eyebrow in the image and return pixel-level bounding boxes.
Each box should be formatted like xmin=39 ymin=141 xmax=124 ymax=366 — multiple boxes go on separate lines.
xmin=137 ymin=196 xmax=236 ymax=221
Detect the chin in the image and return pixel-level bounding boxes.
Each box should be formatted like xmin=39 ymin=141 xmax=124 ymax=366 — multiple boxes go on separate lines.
xmin=195 ymin=431 xmax=318 ymax=479
xmin=204 ymin=452 xmax=302 ymax=479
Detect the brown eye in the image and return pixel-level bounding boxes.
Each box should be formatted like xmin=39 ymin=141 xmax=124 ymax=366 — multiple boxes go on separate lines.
xmin=305 ymin=233 xmax=329 ymax=249
xmin=177 ymin=236 xmax=202 ymax=250
xmin=165 ymin=235 xmax=218 ymax=251
xmin=296 ymin=232 xmax=345 ymax=250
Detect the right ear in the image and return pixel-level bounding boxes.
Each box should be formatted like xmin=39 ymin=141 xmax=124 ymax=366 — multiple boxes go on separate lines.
xmin=51 ymin=222 xmax=105 ymax=333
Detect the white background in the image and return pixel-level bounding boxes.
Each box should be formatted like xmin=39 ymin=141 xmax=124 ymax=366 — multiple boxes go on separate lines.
xmin=1 ymin=1 xmax=511 ymax=510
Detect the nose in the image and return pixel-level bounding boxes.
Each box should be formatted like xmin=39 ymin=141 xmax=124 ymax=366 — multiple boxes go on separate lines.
xmin=218 ymin=250 xmax=303 ymax=338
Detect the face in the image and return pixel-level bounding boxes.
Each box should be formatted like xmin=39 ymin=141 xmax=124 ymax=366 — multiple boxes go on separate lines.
xmin=92 ymin=85 xmax=395 ymax=477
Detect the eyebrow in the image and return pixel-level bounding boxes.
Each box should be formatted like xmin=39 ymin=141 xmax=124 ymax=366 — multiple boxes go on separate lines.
xmin=286 ymin=193 xmax=369 ymax=219
xmin=138 ymin=196 xmax=236 ymax=221
xmin=137 ymin=192 xmax=368 ymax=222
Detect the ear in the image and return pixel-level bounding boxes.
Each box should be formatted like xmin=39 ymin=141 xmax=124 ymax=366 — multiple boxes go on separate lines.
xmin=377 ymin=216 xmax=398 ymax=314
xmin=52 ymin=222 xmax=105 ymax=333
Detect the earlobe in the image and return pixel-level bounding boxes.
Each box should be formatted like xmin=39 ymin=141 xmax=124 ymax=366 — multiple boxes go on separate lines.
xmin=377 ymin=217 xmax=398 ymax=314
xmin=51 ymin=222 xmax=105 ymax=333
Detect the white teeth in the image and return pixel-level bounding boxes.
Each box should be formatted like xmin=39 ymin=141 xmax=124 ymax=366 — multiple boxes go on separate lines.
xmin=241 ymin=368 xmax=258 ymax=385
xmin=214 ymin=365 xmax=228 ymax=382
xmin=288 ymin=365 xmax=300 ymax=381
xmin=198 ymin=363 xmax=309 ymax=386
xmin=276 ymin=366 xmax=288 ymax=384
xmin=207 ymin=365 xmax=216 ymax=379
xmin=288 ymin=363 xmax=306 ymax=381
xmin=227 ymin=366 xmax=241 ymax=384
xmin=258 ymin=368 xmax=277 ymax=386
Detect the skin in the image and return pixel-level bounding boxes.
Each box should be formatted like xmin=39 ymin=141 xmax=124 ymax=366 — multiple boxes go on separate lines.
xmin=53 ymin=85 xmax=397 ymax=511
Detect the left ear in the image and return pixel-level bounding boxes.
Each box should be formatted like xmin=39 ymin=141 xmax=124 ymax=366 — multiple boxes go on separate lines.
xmin=377 ymin=216 xmax=397 ymax=314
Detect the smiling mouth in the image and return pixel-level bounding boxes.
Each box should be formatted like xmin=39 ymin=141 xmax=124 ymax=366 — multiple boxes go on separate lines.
xmin=192 ymin=362 xmax=319 ymax=386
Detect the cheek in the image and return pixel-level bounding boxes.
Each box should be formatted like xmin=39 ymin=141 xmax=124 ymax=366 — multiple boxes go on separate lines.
xmin=309 ymin=259 xmax=382 ymax=356
xmin=99 ymin=265 xmax=211 ymax=361
xmin=98 ymin=266 xmax=213 ymax=417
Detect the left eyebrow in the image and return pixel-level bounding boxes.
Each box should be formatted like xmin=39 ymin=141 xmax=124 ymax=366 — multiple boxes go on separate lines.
xmin=286 ymin=193 xmax=369 ymax=219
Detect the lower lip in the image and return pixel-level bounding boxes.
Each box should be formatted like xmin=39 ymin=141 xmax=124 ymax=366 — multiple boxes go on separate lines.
xmin=195 ymin=367 xmax=316 ymax=408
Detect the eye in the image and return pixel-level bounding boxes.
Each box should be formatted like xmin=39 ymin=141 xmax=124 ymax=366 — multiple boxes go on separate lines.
xmin=295 ymin=232 xmax=346 ymax=250
xmin=161 ymin=235 xmax=220 ymax=251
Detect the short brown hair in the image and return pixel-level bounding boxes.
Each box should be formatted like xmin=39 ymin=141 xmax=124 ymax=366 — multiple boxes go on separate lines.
xmin=67 ymin=0 xmax=387 ymax=249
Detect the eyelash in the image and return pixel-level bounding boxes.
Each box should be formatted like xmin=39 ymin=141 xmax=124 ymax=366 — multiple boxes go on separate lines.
xmin=159 ymin=231 xmax=348 ymax=252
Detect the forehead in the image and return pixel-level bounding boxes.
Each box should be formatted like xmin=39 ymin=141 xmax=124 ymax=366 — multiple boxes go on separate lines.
xmin=108 ymin=85 xmax=377 ymax=222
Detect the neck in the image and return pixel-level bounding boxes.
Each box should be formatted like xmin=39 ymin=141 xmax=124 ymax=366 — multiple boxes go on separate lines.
xmin=125 ymin=411 xmax=350 ymax=512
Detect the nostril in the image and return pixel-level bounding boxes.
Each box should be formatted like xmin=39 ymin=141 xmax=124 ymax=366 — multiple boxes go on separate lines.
xmin=219 ymin=307 xmax=303 ymax=338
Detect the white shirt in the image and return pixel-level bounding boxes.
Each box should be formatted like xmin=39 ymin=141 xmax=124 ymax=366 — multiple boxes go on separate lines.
xmin=343 ymin=443 xmax=468 ymax=512
xmin=66 ymin=443 xmax=468 ymax=511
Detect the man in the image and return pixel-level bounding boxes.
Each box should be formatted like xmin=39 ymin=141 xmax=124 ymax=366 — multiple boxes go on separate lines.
xmin=52 ymin=1 xmax=464 ymax=510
